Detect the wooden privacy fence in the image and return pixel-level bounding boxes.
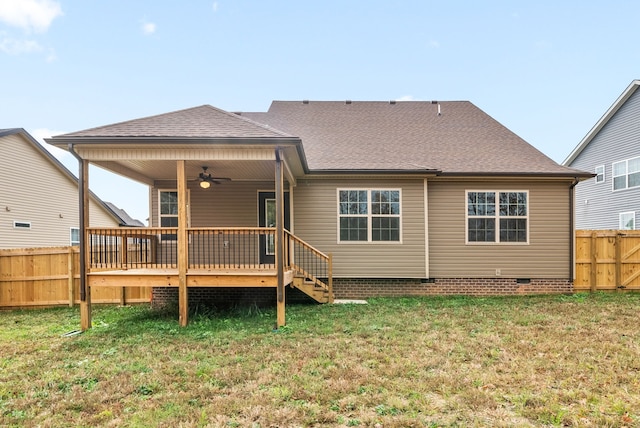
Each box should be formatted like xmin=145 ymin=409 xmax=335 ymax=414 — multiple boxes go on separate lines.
xmin=575 ymin=230 xmax=640 ymax=291
xmin=2 ymin=231 xmax=638 ymax=308
xmin=0 ymin=246 xmax=150 ymax=308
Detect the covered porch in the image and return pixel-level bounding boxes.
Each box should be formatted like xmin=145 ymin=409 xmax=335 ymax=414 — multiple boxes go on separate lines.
xmin=46 ymin=105 xmax=333 ymax=330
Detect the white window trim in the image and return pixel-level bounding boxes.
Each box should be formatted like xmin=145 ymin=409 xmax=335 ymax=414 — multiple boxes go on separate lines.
xmin=70 ymin=227 xmax=80 ymax=245
xmin=619 ymin=211 xmax=635 ymax=230
xmin=158 ymin=189 xmax=190 ymax=241
xmin=595 ymin=165 xmax=605 ymax=184
xmin=612 ymin=156 xmax=640 ymax=191
xmin=13 ymin=221 xmax=31 ymax=229
xmin=465 ymin=190 xmax=530 ymax=245
xmin=337 ymin=188 xmax=402 ymax=244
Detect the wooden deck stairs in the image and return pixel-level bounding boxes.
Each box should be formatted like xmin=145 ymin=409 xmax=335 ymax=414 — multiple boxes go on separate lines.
xmin=291 ymin=276 xmax=333 ymax=303
xmin=287 ymin=231 xmax=334 ymax=304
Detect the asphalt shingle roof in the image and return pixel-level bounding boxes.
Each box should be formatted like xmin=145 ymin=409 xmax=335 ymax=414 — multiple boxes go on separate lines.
xmin=242 ymin=101 xmax=584 ymax=175
xmin=54 ymin=100 xmax=589 ymax=176
xmin=60 ymin=105 xmax=292 ymax=139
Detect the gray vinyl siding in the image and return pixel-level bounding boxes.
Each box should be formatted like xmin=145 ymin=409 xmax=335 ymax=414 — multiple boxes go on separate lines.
xmin=293 ymin=178 xmax=426 ymax=278
xmin=428 ymin=180 xmax=571 ymax=278
xmin=0 ymin=133 xmax=119 ymax=249
xmin=151 ymin=180 xmax=275 ymax=227
xmin=570 ymin=88 xmax=640 ymax=229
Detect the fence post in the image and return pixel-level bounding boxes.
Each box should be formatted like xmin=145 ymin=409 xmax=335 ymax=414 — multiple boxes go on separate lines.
xmin=615 ymin=232 xmax=622 ymax=291
xmin=68 ymin=247 xmax=74 ymax=307
xmin=590 ymin=231 xmax=597 ymax=292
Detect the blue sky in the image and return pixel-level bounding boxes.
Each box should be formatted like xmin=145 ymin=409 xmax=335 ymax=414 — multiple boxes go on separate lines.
xmin=1 ymin=0 xmax=639 ymax=224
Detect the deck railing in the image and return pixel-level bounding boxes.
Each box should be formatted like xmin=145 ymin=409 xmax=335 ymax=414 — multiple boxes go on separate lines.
xmin=88 ymin=227 xmax=171 ymax=269
xmin=88 ymin=227 xmax=280 ymax=270
xmin=187 ymin=227 xmax=277 ymax=270
xmin=87 ymin=227 xmax=331 ymax=294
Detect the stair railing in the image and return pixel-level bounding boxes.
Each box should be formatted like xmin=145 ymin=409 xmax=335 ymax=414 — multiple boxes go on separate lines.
xmin=285 ymin=231 xmax=333 ymax=302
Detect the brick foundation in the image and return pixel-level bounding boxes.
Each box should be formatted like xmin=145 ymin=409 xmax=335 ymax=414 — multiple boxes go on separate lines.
xmin=152 ymin=278 xmax=573 ymax=307
xmin=331 ymin=277 xmax=573 ymax=299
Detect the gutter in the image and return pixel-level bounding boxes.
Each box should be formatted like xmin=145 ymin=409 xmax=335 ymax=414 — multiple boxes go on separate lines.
xmin=67 ymin=145 xmax=87 ymax=302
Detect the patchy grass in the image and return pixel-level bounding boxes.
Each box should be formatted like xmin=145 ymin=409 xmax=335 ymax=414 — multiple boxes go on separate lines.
xmin=1 ymin=293 xmax=640 ymax=427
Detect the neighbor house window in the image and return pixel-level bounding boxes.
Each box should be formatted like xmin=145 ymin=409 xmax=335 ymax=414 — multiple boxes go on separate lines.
xmin=595 ymin=165 xmax=604 ymax=184
xmin=159 ymin=190 xmax=178 ymax=240
xmin=619 ymin=212 xmax=635 ymax=230
xmin=338 ymin=189 xmax=401 ymax=242
xmin=13 ymin=221 xmax=31 ymax=229
xmin=613 ymin=157 xmax=640 ymax=190
xmin=466 ymin=191 xmax=528 ymax=244
xmin=70 ymin=227 xmax=80 ymax=246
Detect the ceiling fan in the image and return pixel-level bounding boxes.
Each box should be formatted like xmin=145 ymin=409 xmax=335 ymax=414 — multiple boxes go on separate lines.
xmin=197 ymin=166 xmax=231 ymax=189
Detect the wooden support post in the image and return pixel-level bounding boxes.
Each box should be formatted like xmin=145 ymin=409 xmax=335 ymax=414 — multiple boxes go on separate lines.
xmin=120 ymin=237 xmax=127 ymax=305
xmin=78 ymin=158 xmax=92 ymax=330
xmin=177 ymin=160 xmax=189 ymax=327
xmin=328 ymin=253 xmax=334 ymax=304
xmin=615 ymin=232 xmax=622 ymax=291
xmin=590 ymin=231 xmax=597 ymax=292
xmin=275 ymin=149 xmax=285 ymax=328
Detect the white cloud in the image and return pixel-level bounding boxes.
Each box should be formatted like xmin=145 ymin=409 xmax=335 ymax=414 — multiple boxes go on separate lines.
xmin=45 ymin=47 xmax=56 ymax=62
xmin=212 ymin=2 xmax=219 ymax=12
xmin=0 ymin=0 xmax=63 ymax=33
xmin=396 ymin=95 xmax=417 ymax=101
xmin=0 ymin=36 xmax=42 ymax=54
xmin=429 ymin=40 xmax=440 ymax=49
xmin=141 ymin=20 xmax=156 ymax=35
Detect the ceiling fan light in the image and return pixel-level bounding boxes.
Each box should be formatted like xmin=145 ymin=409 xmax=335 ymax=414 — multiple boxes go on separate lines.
xmin=199 ymin=180 xmax=211 ymax=189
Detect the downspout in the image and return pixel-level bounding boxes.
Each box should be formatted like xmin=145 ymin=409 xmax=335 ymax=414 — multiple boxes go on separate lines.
xmin=569 ymin=178 xmax=579 ymax=284
xmin=68 ymin=144 xmax=86 ymax=301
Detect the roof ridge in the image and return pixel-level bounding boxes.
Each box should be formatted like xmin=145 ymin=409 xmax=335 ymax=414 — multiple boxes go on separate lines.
xmin=204 ymin=104 xmax=294 ymax=137
xmin=57 ymin=104 xmax=295 ymax=139
xmin=59 ymin=105 xmax=213 ymax=136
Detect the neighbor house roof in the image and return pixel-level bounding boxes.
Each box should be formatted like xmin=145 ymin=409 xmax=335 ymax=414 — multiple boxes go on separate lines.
xmin=103 ymin=202 xmax=145 ymax=227
xmin=0 ymin=128 xmax=133 ymax=226
xmin=241 ymin=101 xmax=588 ymax=176
xmin=563 ymin=79 xmax=640 ymax=166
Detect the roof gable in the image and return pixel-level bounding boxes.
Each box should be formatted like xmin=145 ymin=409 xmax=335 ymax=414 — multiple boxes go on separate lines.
xmin=563 ymin=80 xmax=640 ymax=166
xmin=57 ymin=105 xmax=293 ymax=139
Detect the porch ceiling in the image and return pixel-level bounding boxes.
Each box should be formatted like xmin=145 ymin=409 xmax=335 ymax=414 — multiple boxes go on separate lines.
xmin=93 ymin=159 xmax=281 ymax=184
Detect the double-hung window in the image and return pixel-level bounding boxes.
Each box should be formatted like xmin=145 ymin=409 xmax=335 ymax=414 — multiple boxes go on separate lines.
xmin=338 ymin=189 xmax=401 ymax=242
xmin=613 ymin=157 xmax=640 ymax=190
xmin=159 ymin=190 xmax=179 ymax=240
xmin=466 ymin=191 xmax=528 ymax=244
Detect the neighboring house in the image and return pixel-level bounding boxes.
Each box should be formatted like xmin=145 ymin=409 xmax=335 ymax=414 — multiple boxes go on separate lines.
xmin=47 ymin=101 xmax=591 ymax=329
xmin=563 ymin=79 xmax=640 ymax=230
xmin=0 ymin=128 xmax=138 ymax=249
xmin=103 ymin=201 xmax=146 ymax=227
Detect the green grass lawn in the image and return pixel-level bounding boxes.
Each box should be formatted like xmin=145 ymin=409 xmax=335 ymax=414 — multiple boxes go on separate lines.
xmin=1 ymin=293 xmax=639 ymax=427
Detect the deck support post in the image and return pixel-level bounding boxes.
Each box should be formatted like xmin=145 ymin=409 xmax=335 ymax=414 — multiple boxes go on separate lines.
xmin=275 ymin=148 xmax=286 ymax=328
xmin=78 ymin=158 xmax=92 ymax=330
xmin=177 ymin=160 xmax=189 ymax=327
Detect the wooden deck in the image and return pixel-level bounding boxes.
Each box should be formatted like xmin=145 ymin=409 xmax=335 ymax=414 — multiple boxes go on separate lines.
xmin=88 ymin=268 xmax=294 ymax=288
